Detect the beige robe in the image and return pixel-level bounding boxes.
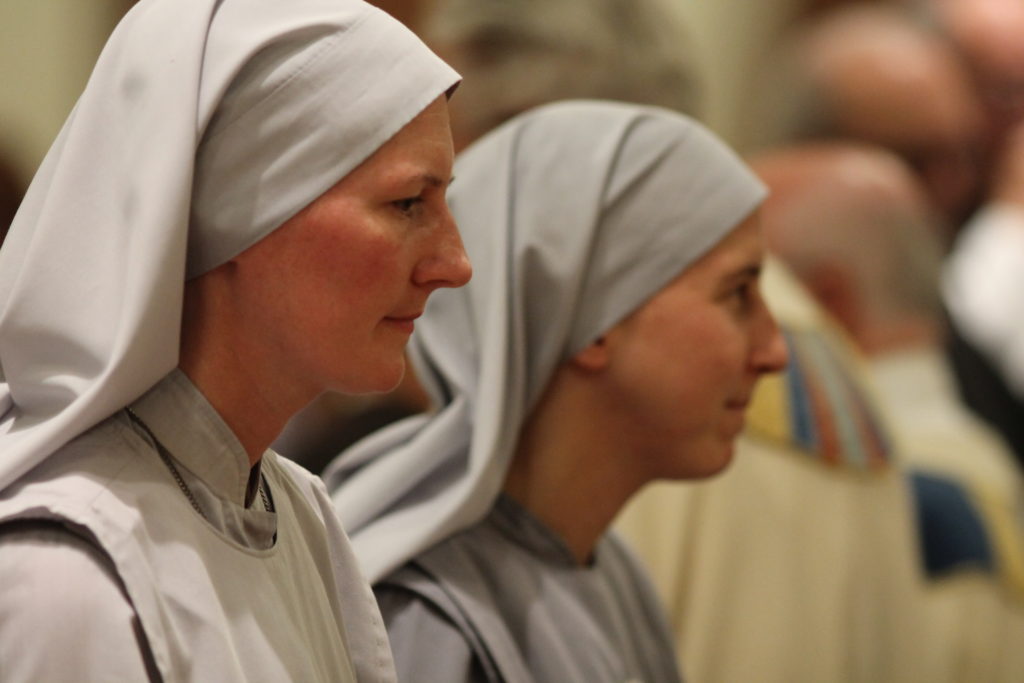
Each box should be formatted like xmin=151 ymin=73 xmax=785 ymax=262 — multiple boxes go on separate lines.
xmin=872 ymin=348 xmax=1024 ymax=681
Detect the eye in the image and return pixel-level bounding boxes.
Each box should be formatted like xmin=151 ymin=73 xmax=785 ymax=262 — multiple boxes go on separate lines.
xmin=729 ymin=281 xmax=748 ymax=299
xmin=392 ymin=196 xmax=424 ymax=215
xmin=725 ymin=280 xmax=756 ymax=310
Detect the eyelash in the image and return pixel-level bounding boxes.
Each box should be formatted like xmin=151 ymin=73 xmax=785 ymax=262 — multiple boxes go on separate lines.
xmin=392 ymin=197 xmax=424 ymax=215
xmin=729 ymin=282 xmax=754 ymax=306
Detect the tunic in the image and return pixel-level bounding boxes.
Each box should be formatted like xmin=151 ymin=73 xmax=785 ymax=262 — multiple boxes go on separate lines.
xmin=871 ymin=348 xmax=1024 ymax=682
xmin=376 ymin=495 xmax=682 ymax=683
xmin=0 ymin=370 xmax=396 ymax=682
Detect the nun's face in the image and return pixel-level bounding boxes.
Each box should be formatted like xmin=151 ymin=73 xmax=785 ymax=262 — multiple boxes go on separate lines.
xmin=230 ymin=96 xmax=471 ymax=396
xmin=600 ymin=213 xmax=787 ymax=478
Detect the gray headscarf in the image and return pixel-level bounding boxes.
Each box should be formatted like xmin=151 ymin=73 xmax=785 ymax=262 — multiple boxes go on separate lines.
xmin=325 ymin=100 xmax=765 ymax=582
xmin=0 ymin=0 xmax=458 ymax=490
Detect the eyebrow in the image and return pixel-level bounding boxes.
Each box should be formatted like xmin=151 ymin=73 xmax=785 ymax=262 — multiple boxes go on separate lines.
xmin=416 ymin=174 xmax=454 ymax=188
xmin=727 ymin=263 xmax=763 ymax=282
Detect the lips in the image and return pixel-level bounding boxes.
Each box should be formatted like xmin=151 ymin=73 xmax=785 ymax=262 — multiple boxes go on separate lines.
xmin=382 ymin=311 xmax=422 ymax=333
xmin=384 ymin=311 xmax=422 ymax=323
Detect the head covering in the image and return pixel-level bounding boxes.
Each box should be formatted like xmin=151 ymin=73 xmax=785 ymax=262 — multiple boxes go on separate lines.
xmin=324 ymin=100 xmax=765 ymax=582
xmin=0 ymin=0 xmax=459 ymax=491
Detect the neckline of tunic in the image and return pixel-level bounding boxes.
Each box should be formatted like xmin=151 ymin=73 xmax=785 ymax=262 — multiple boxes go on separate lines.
xmin=489 ymin=494 xmax=601 ymax=570
xmin=127 ymin=369 xmax=277 ymax=550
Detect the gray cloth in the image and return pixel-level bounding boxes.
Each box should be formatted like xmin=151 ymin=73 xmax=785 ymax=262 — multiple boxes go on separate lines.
xmin=376 ymin=496 xmax=682 ymax=683
xmin=0 ymin=370 xmax=395 ymax=682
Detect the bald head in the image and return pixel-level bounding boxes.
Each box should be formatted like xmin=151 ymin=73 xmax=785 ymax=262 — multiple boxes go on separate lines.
xmin=423 ymin=0 xmax=700 ymax=151
xmin=760 ymin=5 xmax=984 ymax=224
xmin=752 ymin=143 xmax=945 ymax=354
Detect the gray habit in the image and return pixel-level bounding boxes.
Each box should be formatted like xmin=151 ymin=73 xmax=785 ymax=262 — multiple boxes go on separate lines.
xmin=376 ymin=496 xmax=683 ymax=683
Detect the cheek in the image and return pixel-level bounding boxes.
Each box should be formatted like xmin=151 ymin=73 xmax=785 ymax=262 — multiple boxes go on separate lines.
xmin=678 ymin=314 xmax=749 ymax=388
xmin=306 ymin=223 xmax=409 ymax=293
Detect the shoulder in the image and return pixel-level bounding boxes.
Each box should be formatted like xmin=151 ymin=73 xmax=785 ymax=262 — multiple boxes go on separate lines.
xmin=269 ymin=451 xmax=332 ymax=511
xmin=0 ymin=411 xmax=162 ymax=541
xmin=0 ymin=519 xmax=125 ymax=615
xmin=375 ymin=568 xmax=495 ymax=683
xmin=598 ymin=529 xmax=670 ymax=594
xmin=0 ymin=520 xmax=155 ymax=679
xmin=597 ymin=530 xmax=683 ymax=636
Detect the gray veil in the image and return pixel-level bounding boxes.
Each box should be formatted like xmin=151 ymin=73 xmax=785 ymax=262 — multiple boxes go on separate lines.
xmin=324 ymin=100 xmax=765 ymax=582
xmin=0 ymin=0 xmax=458 ymax=490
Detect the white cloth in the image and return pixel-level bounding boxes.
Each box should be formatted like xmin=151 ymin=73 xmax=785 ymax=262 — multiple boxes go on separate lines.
xmin=0 ymin=370 xmax=396 ymax=682
xmin=0 ymin=0 xmax=459 ymax=490
xmin=943 ymin=202 xmax=1024 ymax=397
xmin=324 ymin=99 xmax=766 ymax=582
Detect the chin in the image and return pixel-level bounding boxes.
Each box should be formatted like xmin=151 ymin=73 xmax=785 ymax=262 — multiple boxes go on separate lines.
xmin=693 ymin=452 xmax=735 ymax=479
xmin=335 ymin=357 xmax=406 ymax=395
xmin=662 ymin=440 xmax=736 ymax=481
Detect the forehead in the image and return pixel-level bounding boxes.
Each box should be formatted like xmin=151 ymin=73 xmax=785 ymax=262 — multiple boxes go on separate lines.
xmin=346 ymin=97 xmax=454 ymax=182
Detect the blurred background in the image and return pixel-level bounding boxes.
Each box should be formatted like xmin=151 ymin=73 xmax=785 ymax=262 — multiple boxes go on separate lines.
xmin=0 ymin=0 xmax=844 ymax=188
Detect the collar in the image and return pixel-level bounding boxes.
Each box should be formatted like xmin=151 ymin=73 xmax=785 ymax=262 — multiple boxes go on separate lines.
xmin=491 ymin=494 xmax=592 ymax=568
xmin=130 ymin=368 xmax=256 ymax=507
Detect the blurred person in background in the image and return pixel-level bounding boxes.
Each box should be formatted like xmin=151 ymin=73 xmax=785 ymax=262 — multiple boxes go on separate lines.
xmin=909 ymin=0 xmax=1024 ymax=468
xmin=761 ymin=141 xmax=1024 ymax=681
xmin=752 ymin=3 xmax=986 ymax=233
xmin=912 ymin=0 xmax=1024 ymax=150
xmin=753 ymin=0 xmax=1024 ymax=467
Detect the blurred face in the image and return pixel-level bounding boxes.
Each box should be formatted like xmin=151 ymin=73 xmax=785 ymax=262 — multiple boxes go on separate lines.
xmin=942 ymin=0 xmax=1024 ymax=143
xmin=598 ymin=213 xmax=787 ymax=478
xmin=840 ymin=55 xmax=985 ymax=225
xmin=229 ymin=96 xmax=471 ymax=396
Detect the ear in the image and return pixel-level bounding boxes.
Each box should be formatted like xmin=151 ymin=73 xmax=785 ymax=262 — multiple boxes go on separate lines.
xmin=569 ymin=334 xmax=613 ymax=373
xmin=805 ymin=263 xmax=861 ymax=339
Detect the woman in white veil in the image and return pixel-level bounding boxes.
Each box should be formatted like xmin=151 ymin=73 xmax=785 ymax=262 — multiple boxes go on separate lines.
xmin=0 ymin=0 xmax=469 ymax=680
xmin=325 ymin=100 xmax=788 ymax=681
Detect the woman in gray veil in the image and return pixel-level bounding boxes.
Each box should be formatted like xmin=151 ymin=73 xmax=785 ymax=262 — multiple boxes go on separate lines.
xmin=324 ymin=100 xmax=788 ymax=681
xmin=0 ymin=0 xmax=468 ymax=680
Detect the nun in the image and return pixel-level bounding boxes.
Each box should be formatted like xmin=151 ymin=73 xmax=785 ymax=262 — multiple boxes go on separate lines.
xmin=0 ymin=0 xmax=469 ymax=680
xmin=325 ymin=100 xmax=788 ymax=681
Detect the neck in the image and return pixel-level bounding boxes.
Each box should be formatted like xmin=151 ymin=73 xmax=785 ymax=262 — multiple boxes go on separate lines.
xmin=502 ymin=366 xmax=647 ymax=565
xmin=179 ymin=273 xmax=315 ymax=467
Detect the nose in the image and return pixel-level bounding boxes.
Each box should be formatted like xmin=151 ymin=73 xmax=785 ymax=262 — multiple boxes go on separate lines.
xmin=412 ymin=208 xmax=472 ymax=290
xmin=751 ymin=297 xmax=789 ymax=374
